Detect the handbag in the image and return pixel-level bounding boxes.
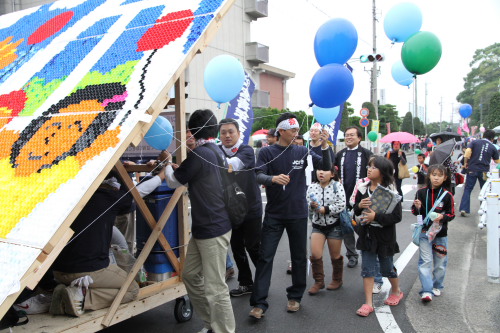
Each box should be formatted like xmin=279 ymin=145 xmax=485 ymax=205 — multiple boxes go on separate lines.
xmin=455 ymin=172 xmax=464 ymax=185
xmin=398 ymin=161 xmax=410 ymax=179
xmin=332 ymin=182 xmax=354 ymax=235
xmin=411 ymin=191 xmax=448 ymax=246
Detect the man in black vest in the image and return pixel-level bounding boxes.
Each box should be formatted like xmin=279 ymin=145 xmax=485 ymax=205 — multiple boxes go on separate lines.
xmin=335 ymin=126 xmax=372 ymax=268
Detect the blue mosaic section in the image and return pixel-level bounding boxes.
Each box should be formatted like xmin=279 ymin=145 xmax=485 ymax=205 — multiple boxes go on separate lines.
xmin=193 ymin=0 xmax=224 ymax=15
xmin=90 ymin=28 xmax=148 ymax=74
xmin=121 ymin=0 xmax=144 ymax=5
xmin=78 ymin=15 xmax=121 ymax=39
xmin=0 ymin=0 xmax=107 ymax=84
xmin=35 ymin=37 xmax=103 ymax=82
xmin=183 ymin=13 xmax=214 ymax=53
xmin=126 ymin=5 xmax=164 ymax=29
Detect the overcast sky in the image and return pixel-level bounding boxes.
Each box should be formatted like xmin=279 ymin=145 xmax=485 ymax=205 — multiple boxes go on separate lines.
xmin=251 ymin=0 xmax=500 ymax=125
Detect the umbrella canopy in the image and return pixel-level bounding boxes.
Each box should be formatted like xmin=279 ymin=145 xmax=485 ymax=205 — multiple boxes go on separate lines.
xmin=493 ymin=125 xmax=500 ymax=134
xmin=429 ymin=139 xmax=455 ymax=165
xmin=252 ymin=129 xmax=269 ymax=136
xmin=429 ymin=131 xmax=461 ymax=143
xmin=251 ymin=134 xmax=267 ymax=141
xmin=380 ymin=132 xmax=420 ymax=144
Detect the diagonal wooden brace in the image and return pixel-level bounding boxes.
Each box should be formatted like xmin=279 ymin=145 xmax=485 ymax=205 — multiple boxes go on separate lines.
xmin=114 ymin=162 xmax=181 ymax=274
xmin=101 ymin=185 xmax=185 ymax=327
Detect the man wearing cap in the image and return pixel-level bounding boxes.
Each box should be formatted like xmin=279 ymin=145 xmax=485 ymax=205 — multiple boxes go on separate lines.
xmin=249 ymin=112 xmax=332 ymax=318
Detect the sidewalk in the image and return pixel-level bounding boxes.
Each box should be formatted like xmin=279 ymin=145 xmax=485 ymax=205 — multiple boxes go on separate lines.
xmin=406 ymin=185 xmax=500 ymax=332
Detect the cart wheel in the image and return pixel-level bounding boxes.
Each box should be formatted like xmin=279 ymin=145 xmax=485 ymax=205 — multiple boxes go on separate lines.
xmin=174 ymin=296 xmax=193 ymax=322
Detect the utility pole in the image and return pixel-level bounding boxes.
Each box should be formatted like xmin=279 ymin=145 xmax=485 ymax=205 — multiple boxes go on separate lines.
xmin=439 ymin=97 xmax=443 ymax=132
xmin=371 ymin=0 xmax=379 ymax=120
xmin=424 ymin=82 xmax=428 ymax=134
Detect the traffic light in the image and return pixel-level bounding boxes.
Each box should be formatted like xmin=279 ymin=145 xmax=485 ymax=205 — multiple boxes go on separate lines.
xmin=360 ymin=54 xmax=384 ymax=63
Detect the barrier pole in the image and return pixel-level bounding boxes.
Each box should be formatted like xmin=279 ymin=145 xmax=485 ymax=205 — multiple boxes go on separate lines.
xmin=486 ymin=193 xmax=500 ymax=283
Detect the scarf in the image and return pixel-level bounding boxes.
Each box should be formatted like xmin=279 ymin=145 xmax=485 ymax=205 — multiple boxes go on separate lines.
xmin=196 ymin=137 xmax=216 ymax=148
xmin=220 ymin=138 xmax=243 ymax=157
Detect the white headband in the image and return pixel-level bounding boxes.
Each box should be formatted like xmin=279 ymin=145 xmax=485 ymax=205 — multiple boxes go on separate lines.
xmin=276 ymin=118 xmax=299 ymax=135
xmin=310 ymin=122 xmax=322 ymax=131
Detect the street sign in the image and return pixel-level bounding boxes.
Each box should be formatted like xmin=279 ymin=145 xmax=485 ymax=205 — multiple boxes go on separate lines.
xmin=360 ymin=108 xmax=370 ymax=117
xmin=360 ymin=118 xmax=369 ymax=128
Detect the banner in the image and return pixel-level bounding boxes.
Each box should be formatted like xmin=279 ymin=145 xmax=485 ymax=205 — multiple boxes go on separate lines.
xmin=372 ymin=120 xmax=380 ymax=133
xmin=225 ymin=72 xmax=255 ymax=145
xmin=324 ymin=104 xmax=345 ymax=145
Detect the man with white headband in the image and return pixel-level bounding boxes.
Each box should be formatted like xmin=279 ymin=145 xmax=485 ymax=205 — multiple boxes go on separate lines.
xmin=249 ymin=112 xmax=332 ymax=318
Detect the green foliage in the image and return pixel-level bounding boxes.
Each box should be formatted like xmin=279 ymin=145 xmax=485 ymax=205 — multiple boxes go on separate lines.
xmin=456 ymin=43 xmax=500 ymax=126
xmin=362 ymin=101 xmax=376 ymax=119
xmin=413 ymin=117 xmax=426 ymax=135
xmin=340 ymin=102 xmax=356 ymax=131
xmin=401 ymin=112 xmax=414 ymax=133
xmin=252 ymin=108 xmax=312 ymax=135
xmin=487 ymin=92 xmax=500 ymax=128
xmin=425 ymin=121 xmax=454 ymax=134
xmin=377 ymin=104 xmax=401 ymax=134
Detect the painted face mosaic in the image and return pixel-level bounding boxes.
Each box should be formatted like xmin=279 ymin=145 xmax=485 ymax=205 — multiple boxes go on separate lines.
xmin=0 ymin=0 xmax=231 ymax=306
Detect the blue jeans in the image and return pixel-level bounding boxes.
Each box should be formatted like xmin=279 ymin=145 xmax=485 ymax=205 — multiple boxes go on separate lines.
xmin=250 ymin=216 xmax=307 ymax=311
xmin=360 ymin=251 xmax=398 ymax=278
xmin=226 ymin=253 xmax=233 ymax=270
xmin=459 ymin=170 xmax=486 ymax=213
xmin=418 ymin=234 xmax=448 ymax=295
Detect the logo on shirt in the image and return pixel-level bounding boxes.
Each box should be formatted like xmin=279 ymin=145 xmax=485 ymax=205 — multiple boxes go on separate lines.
xmin=292 ymin=159 xmax=304 ymax=169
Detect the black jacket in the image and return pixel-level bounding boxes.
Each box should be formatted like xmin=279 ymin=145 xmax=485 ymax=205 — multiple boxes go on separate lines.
xmin=353 ymin=182 xmax=402 ymax=256
xmin=411 ymin=186 xmax=455 ymax=237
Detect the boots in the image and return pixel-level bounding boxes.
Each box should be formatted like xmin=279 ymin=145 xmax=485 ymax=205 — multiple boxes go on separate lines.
xmin=327 ymin=256 xmax=344 ymax=290
xmin=308 ymin=256 xmax=325 ymax=295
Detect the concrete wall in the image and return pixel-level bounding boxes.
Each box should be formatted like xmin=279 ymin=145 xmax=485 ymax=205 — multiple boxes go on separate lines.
xmin=259 ymin=72 xmax=284 ymax=110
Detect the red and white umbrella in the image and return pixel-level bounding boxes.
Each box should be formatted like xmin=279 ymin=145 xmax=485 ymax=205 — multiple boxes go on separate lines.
xmin=252 ymin=129 xmax=269 ymax=136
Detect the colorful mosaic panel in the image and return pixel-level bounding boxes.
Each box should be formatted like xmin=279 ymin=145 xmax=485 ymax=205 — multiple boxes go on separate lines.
xmin=0 ymin=0 xmax=231 ymax=306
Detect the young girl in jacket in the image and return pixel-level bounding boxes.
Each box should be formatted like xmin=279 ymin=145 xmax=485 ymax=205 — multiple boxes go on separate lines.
xmin=353 ymin=156 xmax=403 ymax=317
xmin=411 ymin=164 xmax=455 ymax=302
xmin=306 ymin=165 xmax=346 ymax=295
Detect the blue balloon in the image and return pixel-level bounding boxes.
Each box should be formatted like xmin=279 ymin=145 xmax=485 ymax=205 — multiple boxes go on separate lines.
xmin=309 ymin=64 xmax=354 ymax=108
xmin=314 ymin=18 xmax=358 ymax=66
xmin=204 ymin=55 xmax=245 ymax=104
xmin=384 ymin=3 xmax=423 ymax=43
xmin=313 ymin=105 xmax=341 ymax=125
xmin=391 ymin=60 xmax=414 ymax=86
xmin=145 ymin=116 xmax=174 ymax=150
xmin=459 ymin=104 xmax=473 ymax=118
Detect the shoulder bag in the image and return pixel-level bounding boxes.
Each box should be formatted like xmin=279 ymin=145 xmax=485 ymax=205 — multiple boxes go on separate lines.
xmin=411 ymin=190 xmax=448 ymax=246
xmin=333 ymin=182 xmax=354 ymax=235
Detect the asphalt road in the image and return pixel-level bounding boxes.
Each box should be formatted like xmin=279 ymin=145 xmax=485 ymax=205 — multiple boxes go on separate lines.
xmin=103 ymin=152 xmax=499 ymax=333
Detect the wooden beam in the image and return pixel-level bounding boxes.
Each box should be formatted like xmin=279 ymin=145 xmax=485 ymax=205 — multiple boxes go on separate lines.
xmin=101 ymin=186 xmax=185 ymax=327
xmin=174 ymin=73 xmax=190 ymax=269
xmin=113 ymin=162 xmax=181 ymax=274
xmin=137 ymin=276 xmax=180 ymax=299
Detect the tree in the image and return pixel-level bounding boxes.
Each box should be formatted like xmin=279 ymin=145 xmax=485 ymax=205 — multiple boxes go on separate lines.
xmin=456 ymin=43 xmax=500 ymax=126
xmin=377 ymin=104 xmax=401 ymax=134
xmin=487 ymin=92 xmax=500 ymax=128
xmin=413 ymin=117 xmax=425 ymax=135
xmin=340 ymin=102 xmax=355 ymax=131
xmin=401 ymin=112 xmax=413 ymax=133
xmin=252 ymin=108 xmax=312 ymax=135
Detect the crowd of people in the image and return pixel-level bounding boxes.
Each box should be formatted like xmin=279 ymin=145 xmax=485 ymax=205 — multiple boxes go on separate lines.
xmin=8 ymin=108 xmax=500 ymax=333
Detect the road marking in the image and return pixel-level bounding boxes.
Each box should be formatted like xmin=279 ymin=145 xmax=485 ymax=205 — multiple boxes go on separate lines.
xmin=375 ymin=242 xmax=419 ymax=332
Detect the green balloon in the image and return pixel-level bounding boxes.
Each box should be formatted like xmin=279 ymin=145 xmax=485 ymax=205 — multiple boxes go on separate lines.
xmin=368 ymin=131 xmax=378 ymax=142
xmin=401 ymin=31 xmax=442 ymax=75
xmin=415 ymin=149 xmax=422 ymax=155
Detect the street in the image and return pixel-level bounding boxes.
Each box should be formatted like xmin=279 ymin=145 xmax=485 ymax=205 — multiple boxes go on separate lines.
xmin=103 ymin=154 xmax=500 ymax=333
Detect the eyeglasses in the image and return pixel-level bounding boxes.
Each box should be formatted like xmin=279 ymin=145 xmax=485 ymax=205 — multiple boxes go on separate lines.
xmin=366 ymin=166 xmax=378 ymax=170
xmin=345 ymin=133 xmax=358 ymax=138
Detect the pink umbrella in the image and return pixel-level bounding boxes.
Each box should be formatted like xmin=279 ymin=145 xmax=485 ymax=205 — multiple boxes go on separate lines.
xmin=252 ymin=129 xmax=269 ymax=136
xmin=379 ymin=132 xmax=420 ymax=143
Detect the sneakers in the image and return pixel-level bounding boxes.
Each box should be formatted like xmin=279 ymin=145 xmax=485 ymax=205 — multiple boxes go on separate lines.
xmin=230 ymin=284 xmax=253 ymax=297
xmin=286 ymin=300 xmax=300 ymax=312
xmin=421 ymin=292 xmax=433 ymax=302
xmin=372 ymin=282 xmax=383 ymax=294
xmin=432 ymin=288 xmax=441 ymax=296
xmin=196 ymin=328 xmax=213 ymax=333
xmin=249 ymin=307 xmax=264 ymax=319
xmin=225 ymin=267 xmax=235 ymax=281
xmin=14 ymin=294 xmax=52 ymax=314
xmin=460 ymin=210 xmax=470 ymax=217
xmin=61 ymin=286 xmax=86 ymax=317
xmin=347 ymin=257 xmax=358 ymax=268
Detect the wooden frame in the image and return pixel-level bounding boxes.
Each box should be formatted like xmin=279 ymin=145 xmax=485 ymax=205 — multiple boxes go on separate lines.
xmin=3 ymin=0 xmax=236 ymax=329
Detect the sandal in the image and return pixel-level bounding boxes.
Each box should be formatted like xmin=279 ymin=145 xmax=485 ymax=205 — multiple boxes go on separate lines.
xmin=384 ymin=291 xmax=404 ymax=306
xmin=356 ymin=304 xmax=374 ymax=317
